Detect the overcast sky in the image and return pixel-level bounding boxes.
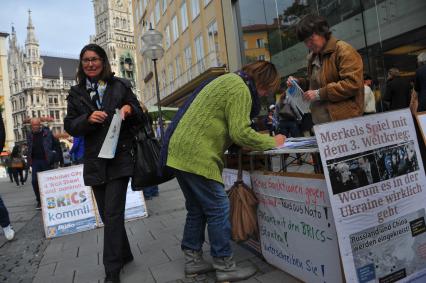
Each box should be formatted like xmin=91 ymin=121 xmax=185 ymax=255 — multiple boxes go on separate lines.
xmin=0 ymin=0 xmax=95 ymax=58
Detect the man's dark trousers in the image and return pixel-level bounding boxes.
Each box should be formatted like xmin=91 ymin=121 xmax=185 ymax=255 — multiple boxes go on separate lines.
xmin=0 ymin=196 xmax=11 ymax=228
xmin=31 ymin=159 xmax=50 ymax=204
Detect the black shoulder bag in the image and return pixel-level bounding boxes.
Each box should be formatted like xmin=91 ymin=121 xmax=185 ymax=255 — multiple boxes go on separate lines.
xmin=131 ymin=113 xmax=175 ymax=189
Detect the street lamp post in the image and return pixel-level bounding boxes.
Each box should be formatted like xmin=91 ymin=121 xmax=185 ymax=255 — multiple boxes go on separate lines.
xmin=141 ymin=24 xmax=165 ymax=141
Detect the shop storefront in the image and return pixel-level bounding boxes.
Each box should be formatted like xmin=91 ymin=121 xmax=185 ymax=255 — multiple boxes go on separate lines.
xmin=233 ymin=0 xmax=426 ymax=92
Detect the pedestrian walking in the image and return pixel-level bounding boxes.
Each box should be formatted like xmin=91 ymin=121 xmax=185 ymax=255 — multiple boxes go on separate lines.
xmin=383 ymin=68 xmax=411 ymax=111
xmin=364 ymin=74 xmax=376 ymax=114
xmin=64 ymin=43 xmax=143 ymax=283
xmin=69 ymin=136 xmax=84 ymax=165
xmin=413 ymin=52 xmax=426 ymax=112
xmin=27 ymin=118 xmax=55 ymax=210
xmin=275 ymin=90 xmax=302 ymax=138
xmin=288 ymin=14 xmax=364 ymax=124
xmin=10 ymin=145 xmax=25 ymax=187
xmin=161 ymin=61 xmax=285 ymax=282
xmin=0 ymin=115 xmax=15 ymax=241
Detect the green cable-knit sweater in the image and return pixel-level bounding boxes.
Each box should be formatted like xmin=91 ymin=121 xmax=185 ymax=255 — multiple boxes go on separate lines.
xmin=167 ymin=73 xmax=276 ymax=184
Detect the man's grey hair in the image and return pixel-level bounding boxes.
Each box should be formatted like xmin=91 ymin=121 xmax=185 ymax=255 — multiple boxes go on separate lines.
xmin=418 ymin=52 xmax=426 ymax=65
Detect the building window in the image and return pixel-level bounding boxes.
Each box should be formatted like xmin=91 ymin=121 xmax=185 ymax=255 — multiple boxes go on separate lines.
xmin=164 ymin=24 xmax=171 ymax=49
xmin=155 ymin=1 xmax=160 ymax=24
xmin=162 ymin=0 xmax=167 ymax=14
xmin=168 ymin=64 xmax=174 ymax=91
xmin=171 ymin=15 xmax=179 ymax=42
xmin=195 ymin=34 xmax=204 ymax=62
xmin=243 ymin=40 xmax=248 ymax=49
xmin=180 ymin=1 xmax=189 ymax=32
xmin=194 ymin=34 xmax=204 ymax=73
xmin=207 ymin=20 xmax=218 ymax=53
xmin=175 ymin=56 xmax=182 ymax=78
xmin=191 ymin=0 xmax=200 ymax=21
xmin=139 ymin=0 xmax=144 ymax=18
xmin=256 ymin=38 xmax=264 ymax=48
xmin=258 ymin=55 xmax=265 ymax=60
xmin=184 ymin=45 xmax=192 ymax=70
xmin=150 ymin=12 xmax=154 ymax=28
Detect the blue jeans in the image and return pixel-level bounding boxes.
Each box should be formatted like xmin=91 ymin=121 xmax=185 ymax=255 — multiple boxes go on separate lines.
xmin=31 ymin=159 xmax=50 ymax=203
xmin=0 ymin=196 xmax=11 ymax=228
xmin=175 ymin=169 xmax=232 ymax=258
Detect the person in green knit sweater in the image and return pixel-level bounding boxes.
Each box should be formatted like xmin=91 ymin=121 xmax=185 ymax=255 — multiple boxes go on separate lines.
xmin=164 ymin=61 xmax=285 ymax=282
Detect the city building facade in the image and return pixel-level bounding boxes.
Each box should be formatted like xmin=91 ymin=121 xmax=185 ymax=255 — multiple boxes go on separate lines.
xmin=132 ymin=0 xmax=227 ymax=107
xmin=7 ymin=11 xmax=78 ymax=144
xmin=0 ymin=31 xmax=14 ymax=151
xmin=92 ymin=0 xmax=141 ymax=97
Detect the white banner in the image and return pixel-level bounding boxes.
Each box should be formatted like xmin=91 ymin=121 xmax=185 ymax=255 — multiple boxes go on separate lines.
xmin=314 ymin=109 xmax=426 ymax=282
xmin=251 ymin=172 xmax=342 ymax=283
xmin=124 ymin=182 xmax=148 ymax=220
xmin=38 ymin=165 xmax=97 ymax=238
xmin=222 ymin=168 xmax=251 ymax=191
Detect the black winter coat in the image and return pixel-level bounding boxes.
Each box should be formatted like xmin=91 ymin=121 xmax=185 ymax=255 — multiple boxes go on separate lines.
xmin=384 ymin=77 xmax=411 ymax=110
xmin=0 ymin=115 xmax=5 ymax=152
xmin=64 ymin=77 xmax=142 ymax=186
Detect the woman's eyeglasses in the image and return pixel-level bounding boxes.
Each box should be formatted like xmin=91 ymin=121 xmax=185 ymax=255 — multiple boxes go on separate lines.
xmin=82 ymin=57 xmax=102 ymax=65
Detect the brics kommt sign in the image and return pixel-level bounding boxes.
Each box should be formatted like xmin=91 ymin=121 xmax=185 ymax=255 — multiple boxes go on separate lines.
xmin=38 ymin=165 xmax=148 ymax=238
xmin=38 ymin=165 xmax=97 ymax=238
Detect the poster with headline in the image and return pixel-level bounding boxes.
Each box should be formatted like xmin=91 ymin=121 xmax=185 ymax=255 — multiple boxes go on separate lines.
xmin=38 ymin=165 xmax=97 ymax=238
xmin=251 ymin=172 xmax=343 ymax=283
xmin=314 ymin=109 xmax=426 ymax=282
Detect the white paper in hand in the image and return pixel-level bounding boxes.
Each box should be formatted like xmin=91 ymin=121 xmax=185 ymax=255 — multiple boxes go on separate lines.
xmin=98 ymin=109 xmax=122 ymax=159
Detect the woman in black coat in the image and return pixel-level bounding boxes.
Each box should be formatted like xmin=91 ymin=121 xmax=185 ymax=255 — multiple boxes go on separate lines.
xmin=64 ymin=44 xmax=142 ymax=283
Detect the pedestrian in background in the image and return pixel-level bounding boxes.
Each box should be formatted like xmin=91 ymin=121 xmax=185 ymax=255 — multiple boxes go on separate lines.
xmin=0 ymin=115 xmax=15 ymax=241
xmin=64 ymin=44 xmax=143 ymax=283
xmin=363 ymin=74 xmax=376 ymax=115
xmin=10 ymin=145 xmax=25 ymax=187
xmin=264 ymin=104 xmax=277 ymax=136
xmin=52 ymin=136 xmax=64 ymax=168
xmin=384 ymin=68 xmax=411 ymax=111
xmin=413 ymin=52 xmax=426 ymax=112
xmin=162 ymin=61 xmax=285 ymax=282
xmin=288 ymin=14 xmax=364 ymax=124
xmin=69 ymin=136 xmax=84 ymax=165
xmin=27 ymin=118 xmax=55 ymax=210
xmin=275 ymin=89 xmax=302 ymax=138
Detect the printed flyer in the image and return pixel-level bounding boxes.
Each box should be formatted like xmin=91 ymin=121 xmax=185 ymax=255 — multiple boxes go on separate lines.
xmin=38 ymin=165 xmax=97 ymax=238
xmin=314 ymin=109 xmax=426 ymax=282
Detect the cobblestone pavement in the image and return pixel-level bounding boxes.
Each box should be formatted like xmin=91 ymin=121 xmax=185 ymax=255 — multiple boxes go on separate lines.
xmin=0 ymin=157 xmax=309 ymax=282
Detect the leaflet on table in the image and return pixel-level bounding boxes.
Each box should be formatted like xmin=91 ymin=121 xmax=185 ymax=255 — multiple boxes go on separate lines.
xmin=275 ymin=137 xmax=317 ymax=149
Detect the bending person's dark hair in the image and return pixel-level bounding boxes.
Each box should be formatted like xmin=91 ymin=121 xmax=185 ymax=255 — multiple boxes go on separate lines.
xmin=76 ymin=43 xmax=113 ymax=85
xmin=296 ymin=14 xmax=331 ymax=42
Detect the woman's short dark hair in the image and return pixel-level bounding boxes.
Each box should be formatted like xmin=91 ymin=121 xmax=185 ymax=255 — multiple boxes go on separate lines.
xmin=296 ymin=14 xmax=331 ymax=42
xmin=76 ymin=44 xmax=113 ymax=85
